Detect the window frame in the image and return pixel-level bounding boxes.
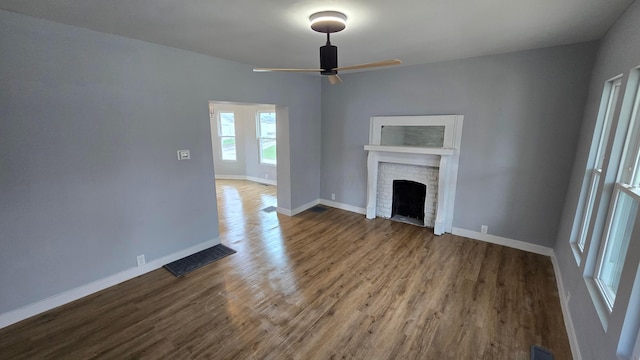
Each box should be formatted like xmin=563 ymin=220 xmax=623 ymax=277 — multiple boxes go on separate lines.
xmin=619 ymin=77 xmax=640 ymax=187
xmin=571 ymin=76 xmax=623 ymax=262
xmin=218 ymin=111 xmax=237 ymax=162
xmin=593 ymin=184 xmax=639 ymax=309
xmin=257 ymin=111 xmax=277 ymax=165
xmin=580 ymin=66 xmax=640 ymax=333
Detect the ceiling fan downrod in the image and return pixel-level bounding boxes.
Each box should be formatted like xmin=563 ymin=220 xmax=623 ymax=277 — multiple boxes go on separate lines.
xmin=320 ymin=32 xmax=338 ymax=75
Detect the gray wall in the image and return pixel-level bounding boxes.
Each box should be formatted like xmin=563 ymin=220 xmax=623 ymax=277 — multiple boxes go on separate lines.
xmin=321 ymin=42 xmax=597 ymax=246
xmin=210 ymin=103 xmax=278 ymax=182
xmin=0 ymin=10 xmax=321 ymax=314
xmin=554 ymin=0 xmax=640 ymax=358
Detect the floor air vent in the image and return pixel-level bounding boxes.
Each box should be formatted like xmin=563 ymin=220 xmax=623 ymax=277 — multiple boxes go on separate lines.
xmin=531 ymin=345 xmax=553 ymax=360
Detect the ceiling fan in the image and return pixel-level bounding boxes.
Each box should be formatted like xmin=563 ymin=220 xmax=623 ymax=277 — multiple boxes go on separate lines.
xmin=253 ymin=11 xmax=402 ymax=85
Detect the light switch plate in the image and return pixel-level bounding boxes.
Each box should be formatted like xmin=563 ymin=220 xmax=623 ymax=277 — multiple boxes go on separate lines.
xmin=177 ymin=150 xmax=190 ymax=160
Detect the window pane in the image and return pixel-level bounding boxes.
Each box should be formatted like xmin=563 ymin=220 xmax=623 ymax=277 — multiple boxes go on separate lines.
xmin=625 ymin=82 xmax=640 ymax=186
xmin=219 ymin=112 xmax=235 ymax=136
xmin=597 ymin=189 xmax=639 ymax=307
xmin=595 ymin=81 xmax=621 ymax=169
xmin=260 ymin=138 xmax=276 ymax=164
xmin=221 ymin=137 xmax=236 ymax=161
xmin=577 ymin=171 xmax=601 ymax=251
xmin=259 ymin=112 xmax=276 ymax=139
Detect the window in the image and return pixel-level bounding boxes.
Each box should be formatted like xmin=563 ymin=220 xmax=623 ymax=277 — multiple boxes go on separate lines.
xmin=572 ymin=78 xmax=622 ymax=258
xmin=257 ymin=111 xmax=276 ymax=165
xmin=218 ymin=112 xmax=236 ymax=161
xmin=595 ymin=187 xmax=638 ymax=308
xmin=593 ymin=71 xmax=640 ymax=311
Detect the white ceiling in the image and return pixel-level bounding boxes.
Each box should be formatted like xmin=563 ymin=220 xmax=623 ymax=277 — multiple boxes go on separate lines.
xmin=0 ymin=0 xmax=634 ymax=69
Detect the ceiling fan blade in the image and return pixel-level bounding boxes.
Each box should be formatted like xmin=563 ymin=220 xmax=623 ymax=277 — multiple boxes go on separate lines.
xmin=334 ymin=59 xmax=402 ymax=72
xmin=253 ymin=68 xmax=322 ymax=73
xmin=327 ymin=74 xmax=342 ymax=85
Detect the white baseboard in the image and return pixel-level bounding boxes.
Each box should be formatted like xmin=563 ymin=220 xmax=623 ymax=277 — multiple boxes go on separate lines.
xmin=246 ymin=176 xmax=277 ymax=186
xmin=215 ymin=175 xmax=276 ymax=186
xmin=451 ymin=227 xmax=553 ymax=256
xmin=291 ymin=199 xmax=321 ymax=216
xmin=215 ymin=175 xmax=245 ymax=180
xmin=276 ymin=207 xmax=293 ymax=216
xmin=276 ymin=200 xmax=320 ymax=217
xmin=277 ymin=199 xmax=366 ymax=217
xmin=319 ymin=199 xmax=366 ymax=215
xmin=550 ymin=252 xmax=582 ymax=360
xmin=0 ymin=237 xmax=220 ymax=329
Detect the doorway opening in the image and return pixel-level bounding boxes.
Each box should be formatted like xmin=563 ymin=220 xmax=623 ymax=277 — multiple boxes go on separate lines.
xmin=209 ymin=101 xmax=287 ymax=235
xmin=209 ymin=102 xmax=278 ymax=186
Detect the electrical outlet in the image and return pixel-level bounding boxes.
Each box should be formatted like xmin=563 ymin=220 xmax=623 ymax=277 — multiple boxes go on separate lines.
xmin=137 ymin=254 xmax=146 ymax=267
xmin=331 ymin=193 xmax=336 ymax=201
xmin=481 ymin=225 xmax=488 ymax=234
xmin=265 ymin=173 xmax=269 ymax=180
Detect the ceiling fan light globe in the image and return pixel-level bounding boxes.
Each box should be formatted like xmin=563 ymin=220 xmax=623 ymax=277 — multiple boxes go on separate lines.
xmin=309 ymin=11 xmax=347 ymax=33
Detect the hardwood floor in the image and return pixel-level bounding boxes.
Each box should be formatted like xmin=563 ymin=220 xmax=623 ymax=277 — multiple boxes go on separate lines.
xmin=0 ymin=179 xmax=571 ymax=359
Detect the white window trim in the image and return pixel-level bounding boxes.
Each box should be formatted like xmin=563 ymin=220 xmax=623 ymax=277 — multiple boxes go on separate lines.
xmin=619 ymin=75 xmax=640 ymax=186
xmin=571 ymin=76 xmax=623 ymax=264
xmin=257 ymin=111 xmax=276 ymax=165
xmin=592 ymin=69 xmax=640 ymax=310
xmin=585 ymin=66 xmax=640 ymax=331
xmin=576 ymin=168 xmax=602 ymax=252
xmin=593 ymin=184 xmax=639 ymax=310
xmin=218 ymin=111 xmax=237 ymax=162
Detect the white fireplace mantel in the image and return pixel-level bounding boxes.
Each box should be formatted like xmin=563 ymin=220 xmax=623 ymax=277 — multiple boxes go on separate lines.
xmin=363 ymin=145 xmax=454 ymax=156
xmin=364 ymin=115 xmax=463 ymax=235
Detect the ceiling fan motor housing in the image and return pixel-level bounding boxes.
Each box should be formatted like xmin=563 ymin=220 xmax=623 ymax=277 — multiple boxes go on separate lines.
xmin=320 ymin=44 xmax=338 ymax=75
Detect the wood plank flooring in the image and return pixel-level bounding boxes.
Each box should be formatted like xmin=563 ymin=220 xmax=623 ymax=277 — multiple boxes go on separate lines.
xmin=0 ymin=180 xmax=571 ymax=359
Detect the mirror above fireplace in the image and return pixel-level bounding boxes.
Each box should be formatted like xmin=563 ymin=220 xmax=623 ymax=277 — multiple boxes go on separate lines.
xmin=381 ymin=125 xmax=445 ymax=148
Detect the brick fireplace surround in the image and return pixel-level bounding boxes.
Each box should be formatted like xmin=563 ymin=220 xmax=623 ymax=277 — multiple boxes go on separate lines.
xmin=376 ymin=163 xmax=439 ymax=228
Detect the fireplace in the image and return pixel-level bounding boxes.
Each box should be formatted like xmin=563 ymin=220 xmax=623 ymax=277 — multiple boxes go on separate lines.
xmin=376 ymin=162 xmax=439 ymax=227
xmin=391 ymin=180 xmax=426 ymax=225
xmin=364 ymin=115 xmax=463 ymax=235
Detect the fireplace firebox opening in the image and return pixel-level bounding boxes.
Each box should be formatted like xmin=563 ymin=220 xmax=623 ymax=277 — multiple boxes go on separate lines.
xmin=391 ymin=180 xmax=426 ymax=226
